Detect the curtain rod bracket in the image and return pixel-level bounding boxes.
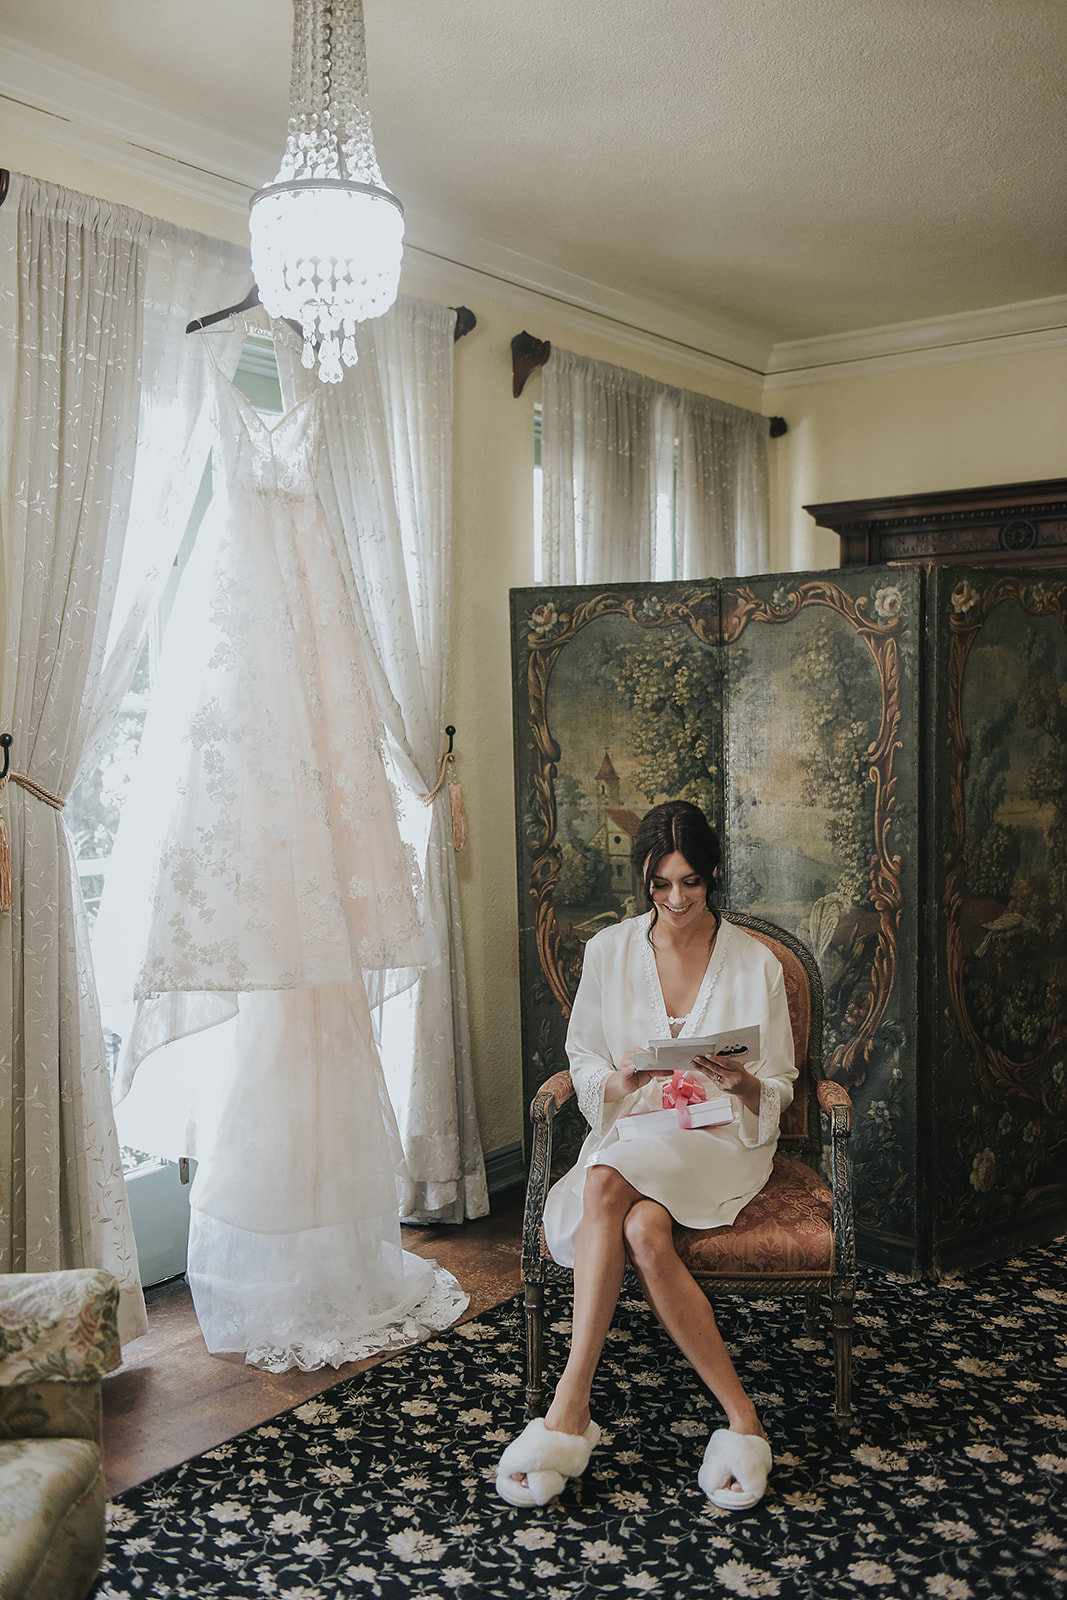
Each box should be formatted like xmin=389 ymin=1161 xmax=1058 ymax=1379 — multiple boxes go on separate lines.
xmin=512 ymin=332 xmax=551 ymax=397
xmin=769 ymin=416 xmax=788 ymax=437
xmin=452 ymin=307 xmax=476 ymax=341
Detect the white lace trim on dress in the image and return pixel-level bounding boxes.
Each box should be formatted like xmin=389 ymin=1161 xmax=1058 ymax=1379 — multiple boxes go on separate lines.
xmin=576 ymin=1063 xmax=616 ymax=1143
xmin=245 ymin=1264 xmax=469 ymax=1374
xmin=738 ymin=1078 xmax=782 ymax=1149
xmin=639 ymin=912 xmax=729 ymax=1039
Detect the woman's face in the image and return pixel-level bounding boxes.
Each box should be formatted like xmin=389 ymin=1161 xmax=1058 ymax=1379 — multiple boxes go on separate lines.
xmin=647 ymin=851 xmax=708 ymax=924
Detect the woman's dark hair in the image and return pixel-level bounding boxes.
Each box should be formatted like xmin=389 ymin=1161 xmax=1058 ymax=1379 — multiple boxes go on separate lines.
xmin=631 ymin=801 xmax=721 ymax=936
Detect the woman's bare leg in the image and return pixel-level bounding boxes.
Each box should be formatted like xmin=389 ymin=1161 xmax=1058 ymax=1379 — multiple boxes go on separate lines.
xmin=543 ymin=1165 xmax=644 ymax=1437
xmin=623 ymin=1198 xmax=765 ymax=1485
xmin=502 ymin=1166 xmax=642 ymax=1493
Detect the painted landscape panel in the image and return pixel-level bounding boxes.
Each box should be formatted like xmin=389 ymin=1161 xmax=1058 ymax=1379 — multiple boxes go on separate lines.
xmin=934 ymin=568 xmax=1067 ymax=1262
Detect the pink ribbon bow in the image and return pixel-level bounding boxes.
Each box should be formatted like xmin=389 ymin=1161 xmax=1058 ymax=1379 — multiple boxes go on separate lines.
xmin=661 ymin=1069 xmax=707 ymax=1129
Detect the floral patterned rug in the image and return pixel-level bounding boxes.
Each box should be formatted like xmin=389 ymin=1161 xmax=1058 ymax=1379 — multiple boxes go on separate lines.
xmin=95 ymin=1238 xmax=1066 ymax=1600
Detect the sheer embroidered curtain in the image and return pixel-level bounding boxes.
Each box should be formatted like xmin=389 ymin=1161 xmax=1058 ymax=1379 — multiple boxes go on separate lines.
xmin=541 ymin=347 xmax=770 ymax=584
xmin=85 ymin=233 xmax=251 ymax=768
xmin=0 ymin=175 xmax=248 ymax=1343
xmin=274 ymin=300 xmax=489 ymax=1224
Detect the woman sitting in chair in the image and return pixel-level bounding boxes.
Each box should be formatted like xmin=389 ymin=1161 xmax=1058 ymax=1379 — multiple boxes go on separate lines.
xmin=496 ymin=800 xmax=796 ymax=1512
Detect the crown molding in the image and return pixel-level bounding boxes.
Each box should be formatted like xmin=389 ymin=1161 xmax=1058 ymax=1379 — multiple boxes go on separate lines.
xmin=0 ymin=35 xmax=267 ymax=196
xmin=3 ymin=32 xmax=1065 ymax=390
xmin=398 ymin=215 xmax=772 ymax=376
xmin=0 ymin=92 xmax=256 ymax=224
xmin=764 ymin=297 xmax=1067 ymax=387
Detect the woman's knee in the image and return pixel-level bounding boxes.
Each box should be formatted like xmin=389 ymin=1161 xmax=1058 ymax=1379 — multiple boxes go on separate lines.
xmin=622 ymin=1201 xmax=676 ymax=1269
xmin=582 ymin=1164 xmax=637 ymax=1218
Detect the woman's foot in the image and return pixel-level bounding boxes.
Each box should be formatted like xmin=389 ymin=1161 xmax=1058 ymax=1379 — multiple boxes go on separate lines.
xmin=698 ymin=1426 xmax=773 ymax=1510
xmin=543 ymin=1394 xmax=592 ymax=1438
xmin=495 ymin=1417 xmax=601 ymax=1507
xmin=717 ymin=1410 xmax=768 ymax=1494
xmin=504 ymin=1394 xmax=592 ymax=1493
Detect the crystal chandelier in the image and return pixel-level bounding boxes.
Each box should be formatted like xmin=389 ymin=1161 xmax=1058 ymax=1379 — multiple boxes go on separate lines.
xmin=249 ymin=0 xmax=404 ymax=383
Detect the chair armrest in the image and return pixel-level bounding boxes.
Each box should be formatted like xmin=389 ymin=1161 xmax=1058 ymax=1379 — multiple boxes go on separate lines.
xmin=531 ymin=1071 xmax=576 ymax=1125
xmin=816 ymin=1079 xmax=852 ymax=1122
xmin=0 ymin=1270 xmax=121 ymax=1386
xmin=815 ymin=1082 xmax=854 ymax=1277
xmin=523 ymin=1073 xmax=575 ymax=1276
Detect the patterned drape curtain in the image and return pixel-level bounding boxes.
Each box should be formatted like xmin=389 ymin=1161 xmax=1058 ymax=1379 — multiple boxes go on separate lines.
xmin=541 ymin=347 xmax=769 ymax=584
xmin=0 ymin=174 xmax=251 ymax=1343
xmin=0 ymin=176 xmax=144 ymax=1344
xmin=673 ymin=386 xmax=770 ymax=580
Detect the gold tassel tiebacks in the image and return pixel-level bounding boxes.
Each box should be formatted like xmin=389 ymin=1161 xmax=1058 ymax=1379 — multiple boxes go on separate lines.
xmin=420 ymin=731 xmax=466 ymax=852
xmin=0 ymin=771 xmax=67 ymax=912
xmin=448 ymin=778 xmax=467 ymax=852
xmin=0 ymin=803 xmax=9 ymax=912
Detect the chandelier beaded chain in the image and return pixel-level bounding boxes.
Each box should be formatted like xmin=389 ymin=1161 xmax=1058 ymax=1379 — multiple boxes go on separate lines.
xmin=250 ymin=0 xmax=404 ymax=383
xmin=281 ymin=0 xmax=381 ymax=186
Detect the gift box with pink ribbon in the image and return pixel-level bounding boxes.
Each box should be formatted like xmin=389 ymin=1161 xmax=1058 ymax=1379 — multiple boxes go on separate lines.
xmin=616 ymin=1072 xmax=734 ymax=1140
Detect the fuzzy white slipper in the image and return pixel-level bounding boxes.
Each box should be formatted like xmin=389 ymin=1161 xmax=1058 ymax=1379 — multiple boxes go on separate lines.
xmin=495 ymin=1417 xmax=602 ymax=1507
xmin=698 ymin=1428 xmax=773 ymax=1510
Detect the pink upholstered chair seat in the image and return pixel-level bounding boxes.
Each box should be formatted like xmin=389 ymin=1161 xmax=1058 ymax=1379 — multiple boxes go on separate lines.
xmin=674 ymin=1154 xmax=835 ymax=1277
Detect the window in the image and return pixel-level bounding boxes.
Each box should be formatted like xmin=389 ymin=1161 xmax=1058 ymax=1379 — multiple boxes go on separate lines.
xmin=532 ymin=401 xmax=680 ymax=583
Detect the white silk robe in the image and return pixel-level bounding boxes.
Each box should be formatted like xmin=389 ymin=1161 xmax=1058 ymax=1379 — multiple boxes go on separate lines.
xmin=543 ymin=914 xmax=797 ymax=1267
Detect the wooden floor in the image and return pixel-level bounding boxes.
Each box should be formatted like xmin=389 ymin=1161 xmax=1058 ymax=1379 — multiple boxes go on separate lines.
xmin=102 ymin=1190 xmax=525 ymax=1498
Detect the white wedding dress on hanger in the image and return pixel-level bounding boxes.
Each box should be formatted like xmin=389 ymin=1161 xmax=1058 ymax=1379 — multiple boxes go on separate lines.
xmin=95 ymin=357 xmax=466 ymax=1369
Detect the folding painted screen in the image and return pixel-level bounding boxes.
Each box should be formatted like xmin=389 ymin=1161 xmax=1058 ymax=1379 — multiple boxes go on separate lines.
xmin=510 ymin=564 xmax=1067 ymax=1274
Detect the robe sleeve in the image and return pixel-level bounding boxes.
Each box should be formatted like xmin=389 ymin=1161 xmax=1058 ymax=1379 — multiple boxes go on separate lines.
xmin=736 ymin=961 xmax=797 ymax=1150
xmin=565 ymin=934 xmax=637 ymax=1143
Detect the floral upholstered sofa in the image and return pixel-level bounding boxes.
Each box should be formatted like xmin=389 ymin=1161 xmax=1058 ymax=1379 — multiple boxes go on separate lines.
xmin=0 ymin=1269 xmax=121 ymax=1600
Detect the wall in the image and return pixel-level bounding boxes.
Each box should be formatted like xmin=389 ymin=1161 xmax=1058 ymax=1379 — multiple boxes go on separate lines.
xmin=4 ymin=129 xmax=1067 ymax=1164
xmin=767 ymin=345 xmax=1067 ymax=569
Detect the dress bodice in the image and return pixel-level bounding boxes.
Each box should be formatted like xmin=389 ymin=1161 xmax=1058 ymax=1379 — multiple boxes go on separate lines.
xmin=212 ymin=377 xmax=321 ymax=501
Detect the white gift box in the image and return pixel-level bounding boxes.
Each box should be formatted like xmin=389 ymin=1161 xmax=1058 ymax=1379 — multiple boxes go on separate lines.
xmin=617 ymin=1095 xmax=734 ymax=1139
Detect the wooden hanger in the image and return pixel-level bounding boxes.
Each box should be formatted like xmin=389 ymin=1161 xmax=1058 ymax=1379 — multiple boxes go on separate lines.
xmin=185 ymin=284 xmax=265 ymax=335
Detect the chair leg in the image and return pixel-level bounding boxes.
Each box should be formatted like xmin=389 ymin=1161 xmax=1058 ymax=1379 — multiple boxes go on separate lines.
xmin=524 ymin=1280 xmax=546 ymax=1418
xmin=831 ymin=1283 xmax=854 ymax=1433
xmin=804 ymin=1289 xmax=820 ymax=1335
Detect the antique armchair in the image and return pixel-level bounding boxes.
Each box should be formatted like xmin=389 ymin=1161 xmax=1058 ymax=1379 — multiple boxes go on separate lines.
xmin=521 ymin=911 xmax=856 ymax=1429
xmin=0 ymin=1268 xmax=122 ymax=1600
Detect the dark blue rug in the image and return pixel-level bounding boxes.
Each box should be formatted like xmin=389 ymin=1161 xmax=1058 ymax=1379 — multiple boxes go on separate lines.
xmin=94 ymin=1238 xmax=1066 ymax=1599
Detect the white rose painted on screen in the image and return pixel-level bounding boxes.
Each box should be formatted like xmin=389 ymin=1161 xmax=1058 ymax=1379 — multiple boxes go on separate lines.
xmin=873 ymin=585 xmax=902 ymax=621
xmin=530 ymin=602 xmax=557 ymax=635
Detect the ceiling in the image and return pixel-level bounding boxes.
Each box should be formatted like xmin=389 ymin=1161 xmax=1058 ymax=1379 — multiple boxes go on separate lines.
xmin=2 ymin=0 xmax=1065 ymax=371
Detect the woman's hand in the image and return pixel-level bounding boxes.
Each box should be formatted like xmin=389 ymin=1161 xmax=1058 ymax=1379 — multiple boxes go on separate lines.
xmin=690 ymin=1052 xmax=762 ymax=1116
xmin=603 ymin=1048 xmax=661 ymax=1103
